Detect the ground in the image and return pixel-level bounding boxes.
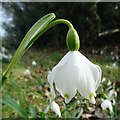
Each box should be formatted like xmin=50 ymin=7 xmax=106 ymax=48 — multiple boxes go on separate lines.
xmin=1 ymin=48 xmax=120 ymax=118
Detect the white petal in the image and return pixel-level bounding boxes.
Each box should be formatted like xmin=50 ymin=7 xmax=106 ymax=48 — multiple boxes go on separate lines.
xmin=90 ymin=96 xmax=96 ymax=104
xmin=52 ymin=52 xmax=78 ymax=103
xmin=24 ymin=69 xmax=31 ymax=76
xmin=51 ymin=101 xmax=61 ymax=117
xmin=47 ymin=51 xmax=101 ymax=104
xmin=47 ymin=71 xmax=56 ymax=102
xmin=101 ymin=100 xmax=113 ymax=112
xmin=75 ymin=52 xmax=101 ymax=99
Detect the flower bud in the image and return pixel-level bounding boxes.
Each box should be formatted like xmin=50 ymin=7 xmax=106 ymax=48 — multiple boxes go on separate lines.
xmin=66 ymin=28 xmax=80 ymax=51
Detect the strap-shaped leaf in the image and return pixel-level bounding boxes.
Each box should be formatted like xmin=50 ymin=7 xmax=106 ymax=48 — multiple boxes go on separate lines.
xmin=1 ymin=94 xmax=28 ymax=118
xmin=2 ymin=13 xmax=55 ymax=86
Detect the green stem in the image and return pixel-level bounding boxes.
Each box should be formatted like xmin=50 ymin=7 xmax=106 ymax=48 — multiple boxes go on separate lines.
xmin=48 ymin=19 xmax=74 ymax=29
xmin=96 ymin=92 xmax=108 ymax=99
xmin=40 ymin=19 xmax=74 ymax=36
xmin=1 ymin=19 xmax=74 ymax=89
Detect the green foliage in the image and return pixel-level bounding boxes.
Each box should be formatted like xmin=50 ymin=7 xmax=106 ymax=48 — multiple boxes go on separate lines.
xmin=1 ymin=94 xmax=28 ymax=118
xmin=2 ymin=49 xmax=120 ymax=118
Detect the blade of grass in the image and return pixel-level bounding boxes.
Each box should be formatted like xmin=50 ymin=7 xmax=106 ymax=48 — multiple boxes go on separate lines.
xmin=1 ymin=94 xmax=28 ymax=118
xmin=63 ymin=102 xmax=67 ymax=118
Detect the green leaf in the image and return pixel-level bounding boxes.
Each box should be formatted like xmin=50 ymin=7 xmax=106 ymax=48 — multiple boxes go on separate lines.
xmin=63 ymin=102 xmax=67 ymax=118
xmin=2 ymin=13 xmax=55 ymax=86
xmin=29 ymin=105 xmax=37 ymax=118
xmin=77 ymin=108 xmax=83 ymax=118
xmin=1 ymin=94 xmax=28 ymax=118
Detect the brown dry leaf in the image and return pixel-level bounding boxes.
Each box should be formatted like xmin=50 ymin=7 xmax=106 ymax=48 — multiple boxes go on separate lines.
xmin=45 ymin=89 xmax=50 ymax=98
xmin=82 ymin=113 xmax=94 ymax=119
xmin=94 ymin=109 xmax=110 ymax=118
xmin=40 ymin=73 xmax=43 ymax=78
xmin=44 ymin=84 xmax=50 ymax=90
xmin=87 ymin=106 xmax=95 ymax=114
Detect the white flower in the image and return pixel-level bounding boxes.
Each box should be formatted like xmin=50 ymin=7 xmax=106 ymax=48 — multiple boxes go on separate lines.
xmin=115 ymin=55 xmax=119 ymax=60
xmin=102 ymin=77 xmax=106 ymax=83
xmin=112 ymin=99 xmax=116 ymax=106
xmin=32 ymin=61 xmax=37 ymax=66
xmin=100 ymin=50 xmax=103 ymax=55
xmin=105 ymin=65 xmax=109 ymax=68
xmin=51 ymin=101 xmax=61 ymax=117
xmin=107 ymin=81 xmax=112 ymax=86
xmin=24 ymin=69 xmax=31 ymax=76
xmin=112 ymin=56 xmax=115 ymax=60
xmin=48 ymin=51 xmax=101 ymax=105
xmin=44 ymin=101 xmax=61 ymax=117
xmin=101 ymin=100 xmax=113 ymax=112
xmin=112 ymin=63 xmax=116 ymax=67
xmin=108 ymin=89 xmax=117 ymax=99
xmin=111 ymin=52 xmax=113 ymax=55
xmin=1 ymin=47 xmax=6 ymax=53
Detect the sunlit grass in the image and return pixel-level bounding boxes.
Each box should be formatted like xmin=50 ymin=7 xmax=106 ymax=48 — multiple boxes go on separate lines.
xmin=2 ymin=48 xmax=119 ymax=118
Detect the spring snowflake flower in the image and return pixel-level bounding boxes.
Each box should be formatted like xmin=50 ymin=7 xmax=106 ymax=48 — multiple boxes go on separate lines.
xmin=112 ymin=63 xmax=116 ymax=67
xmin=100 ymin=50 xmax=103 ymax=55
xmin=24 ymin=69 xmax=31 ymax=76
xmin=107 ymin=81 xmax=112 ymax=86
xmin=32 ymin=61 xmax=37 ymax=66
xmin=51 ymin=101 xmax=61 ymax=117
xmin=108 ymin=89 xmax=117 ymax=99
xmin=102 ymin=77 xmax=106 ymax=83
xmin=101 ymin=100 xmax=113 ymax=112
xmin=48 ymin=51 xmax=101 ymax=111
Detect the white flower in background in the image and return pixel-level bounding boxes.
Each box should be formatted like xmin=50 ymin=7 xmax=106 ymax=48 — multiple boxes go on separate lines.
xmin=112 ymin=63 xmax=116 ymax=67
xmin=102 ymin=77 xmax=106 ymax=83
xmin=1 ymin=47 xmax=6 ymax=53
xmin=108 ymin=89 xmax=117 ymax=99
xmin=107 ymin=81 xmax=112 ymax=86
xmin=105 ymin=65 xmax=109 ymax=68
xmin=92 ymin=50 xmax=98 ymax=54
xmin=92 ymin=50 xmax=95 ymax=54
xmin=48 ymin=51 xmax=101 ymax=106
xmin=0 ymin=52 xmax=12 ymax=60
xmin=115 ymin=55 xmax=119 ymax=60
xmin=101 ymin=100 xmax=113 ymax=112
xmin=112 ymin=56 xmax=115 ymax=60
xmin=32 ymin=61 xmax=37 ymax=66
xmin=51 ymin=101 xmax=61 ymax=117
xmin=100 ymin=50 xmax=103 ymax=55
xmin=24 ymin=69 xmax=31 ymax=76
xmin=44 ymin=101 xmax=61 ymax=117
xmin=111 ymin=52 xmax=113 ymax=55
xmin=112 ymin=99 xmax=116 ymax=106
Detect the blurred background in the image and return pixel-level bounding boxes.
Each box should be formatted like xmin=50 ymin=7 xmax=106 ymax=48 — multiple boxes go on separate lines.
xmin=1 ymin=2 xmax=120 ymax=51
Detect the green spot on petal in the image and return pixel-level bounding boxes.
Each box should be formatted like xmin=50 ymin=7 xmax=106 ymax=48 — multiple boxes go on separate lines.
xmin=64 ymin=93 xmax=69 ymax=99
xmin=90 ymin=93 xmax=94 ymax=100
xmin=50 ymin=94 xmax=52 ymax=98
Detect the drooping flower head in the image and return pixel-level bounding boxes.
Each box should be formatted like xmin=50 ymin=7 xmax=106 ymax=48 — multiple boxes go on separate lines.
xmin=47 ymin=23 xmax=102 ymax=117
xmin=48 ymin=51 xmax=101 ymax=104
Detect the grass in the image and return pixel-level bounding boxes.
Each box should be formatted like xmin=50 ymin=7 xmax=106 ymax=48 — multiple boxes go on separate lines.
xmin=1 ymin=48 xmax=120 ymax=118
